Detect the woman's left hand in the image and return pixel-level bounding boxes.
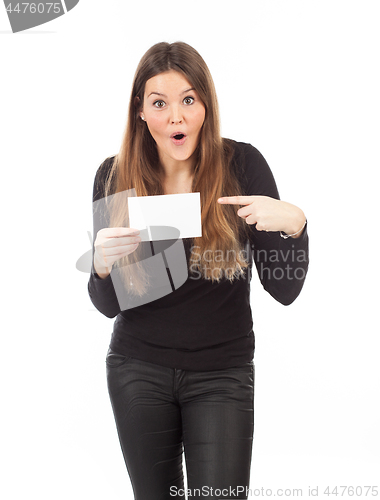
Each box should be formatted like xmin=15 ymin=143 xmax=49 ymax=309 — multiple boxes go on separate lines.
xmin=217 ymin=195 xmax=306 ymax=238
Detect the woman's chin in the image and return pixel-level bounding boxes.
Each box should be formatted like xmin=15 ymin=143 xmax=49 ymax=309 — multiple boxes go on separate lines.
xmin=168 ymin=150 xmax=193 ymax=162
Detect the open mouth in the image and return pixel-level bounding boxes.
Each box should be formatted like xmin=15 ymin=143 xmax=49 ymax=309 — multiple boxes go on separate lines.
xmin=170 ymin=132 xmax=187 ymax=145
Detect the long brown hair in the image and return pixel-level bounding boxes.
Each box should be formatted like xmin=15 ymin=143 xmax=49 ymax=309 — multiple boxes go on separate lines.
xmin=101 ymin=41 xmax=251 ymax=296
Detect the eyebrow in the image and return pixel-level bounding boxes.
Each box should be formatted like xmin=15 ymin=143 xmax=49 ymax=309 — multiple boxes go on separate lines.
xmin=147 ymin=87 xmax=196 ymax=98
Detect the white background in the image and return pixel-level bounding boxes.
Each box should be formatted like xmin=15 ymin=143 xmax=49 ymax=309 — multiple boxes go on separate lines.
xmin=1 ymin=1 xmax=379 ymax=498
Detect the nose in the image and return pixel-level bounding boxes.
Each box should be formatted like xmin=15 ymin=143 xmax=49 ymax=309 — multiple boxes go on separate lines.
xmin=170 ymin=105 xmax=183 ymax=124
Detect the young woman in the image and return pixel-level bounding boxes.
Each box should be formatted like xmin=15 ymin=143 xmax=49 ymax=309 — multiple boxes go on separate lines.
xmin=88 ymin=41 xmax=309 ymax=500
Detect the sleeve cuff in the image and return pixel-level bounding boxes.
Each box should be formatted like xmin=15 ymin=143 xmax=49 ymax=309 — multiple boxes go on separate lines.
xmin=280 ymin=219 xmax=308 ymax=240
xmin=90 ymin=260 xmax=113 ymax=283
xmin=277 ymin=220 xmax=308 ymax=248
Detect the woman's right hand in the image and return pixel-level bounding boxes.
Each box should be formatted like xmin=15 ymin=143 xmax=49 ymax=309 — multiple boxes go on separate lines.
xmin=93 ymin=227 xmax=141 ymax=278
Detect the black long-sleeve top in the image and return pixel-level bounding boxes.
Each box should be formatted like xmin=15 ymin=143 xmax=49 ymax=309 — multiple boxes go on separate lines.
xmin=88 ymin=140 xmax=309 ymax=371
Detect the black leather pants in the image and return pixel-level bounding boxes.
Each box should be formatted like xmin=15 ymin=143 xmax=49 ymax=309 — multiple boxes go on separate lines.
xmin=106 ymin=348 xmax=255 ymax=499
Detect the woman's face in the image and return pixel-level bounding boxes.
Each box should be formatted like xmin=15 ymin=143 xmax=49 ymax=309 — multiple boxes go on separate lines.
xmin=141 ymin=70 xmax=206 ymax=171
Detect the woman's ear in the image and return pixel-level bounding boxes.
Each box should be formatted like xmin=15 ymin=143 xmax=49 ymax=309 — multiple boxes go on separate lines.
xmin=134 ymin=96 xmax=145 ymax=121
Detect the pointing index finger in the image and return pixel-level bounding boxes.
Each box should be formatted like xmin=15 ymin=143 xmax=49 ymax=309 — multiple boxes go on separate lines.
xmin=217 ymin=196 xmax=255 ymax=205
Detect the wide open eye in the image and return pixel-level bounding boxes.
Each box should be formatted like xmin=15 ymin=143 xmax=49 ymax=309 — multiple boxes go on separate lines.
xmin=183 ymin=96 xmax=195 ymax=105
xmin=153 ymin=100 xmax=165 ymax=108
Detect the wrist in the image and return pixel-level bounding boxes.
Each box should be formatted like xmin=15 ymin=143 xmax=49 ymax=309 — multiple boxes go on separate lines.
xmin=281 ymin=210 xmax=307 ymax=239
xmin=94 ymin=256 xmax=111 ymax=279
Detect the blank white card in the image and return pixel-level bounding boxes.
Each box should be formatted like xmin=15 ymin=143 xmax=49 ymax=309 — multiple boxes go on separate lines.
xmin=128 ymin=192 xmax=202 ymax=241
